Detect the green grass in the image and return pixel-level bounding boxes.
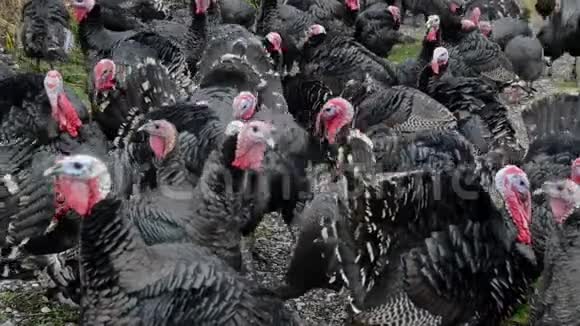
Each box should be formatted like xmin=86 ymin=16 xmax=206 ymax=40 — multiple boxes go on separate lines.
xmin=556 ymin=80 xmax=580 ymax=92
xmin=0 ymin=289 xmax=78 ymax=326
xmin=3 ymin=6 xmax=90 ymax=106
xmin=12 ymin=46 xmax=90 ymax=105
xmin=388 ymin=41 xmax=422 ymax=64
xmin=503 ymin=304 xmax=531 ymax=325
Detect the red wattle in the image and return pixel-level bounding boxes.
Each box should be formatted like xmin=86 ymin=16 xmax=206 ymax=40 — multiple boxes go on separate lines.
xmin=149 ymin=135 xmax=167 ymax=160
xmin=426 ymin=29 xmax=437 ymax=42
xmin=56 ymin=93 xmax=82 ymax=138
xmin=431 ymin=62 xmax=440 ymax=75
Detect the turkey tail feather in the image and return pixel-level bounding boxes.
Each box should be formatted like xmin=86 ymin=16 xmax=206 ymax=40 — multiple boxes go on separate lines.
xmin=522 ymin=93 xmax=580 ymax=144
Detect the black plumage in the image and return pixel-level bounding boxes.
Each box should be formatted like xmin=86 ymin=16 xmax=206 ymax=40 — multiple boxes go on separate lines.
xmin=21 ymin=0 xmax=74 ymax=65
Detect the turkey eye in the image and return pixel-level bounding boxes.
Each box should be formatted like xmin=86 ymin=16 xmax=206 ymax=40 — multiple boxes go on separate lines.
xmin=557 ymin=185 xmax=564 ymax=191
xmin=252 ymin=126 xmax=258 ymax=133
xmin=73 ymin=162 xmax=82 ymax=169
xmin=154 ymin=124 xmax=160 ymax=129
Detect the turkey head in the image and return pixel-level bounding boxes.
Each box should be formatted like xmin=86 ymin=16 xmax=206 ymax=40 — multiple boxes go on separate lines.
xmin=138 ymin=120 xmax=178 ymax=161
xmin=387 ymin=6 xmax=401 ymax=28
xmin=231 ymin=121 xmax=276 ymax=171
xmin=264 ymin=32 xmax=283 ymax=55
xmin=44 ymin=70 xmax=82 ymax=138
xmin=232 ymin=92 xmax=258 ymax=121
xmin=93 ymin=59 xmax=117 ymax=92
xmin=542 ymin=179 xmax=580 ymax=224
xmin=193 ymin=0 xmax=211 ymax=15
xmin=431 ymin=47 xmax=449 ymax=75
xmin=478 ymin=21 xmax=492 ymax=37
xmin=44 ymin=155 xmax=111 ymax=216
xmin=425 ymin=15 xmax=441 ymax=42
xmin=495 ymin=165 xmax=532 ymax=245
xmin=316 ymin=98 xmax=354 ymax=145
xmin=345 ymin=0 xmax=360 ymax=12
xmin=71 ymin=0 xmax=95 ymax=23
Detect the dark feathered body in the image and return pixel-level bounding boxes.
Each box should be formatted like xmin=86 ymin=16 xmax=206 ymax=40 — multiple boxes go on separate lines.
xmin=89 ymin=52 xmax=179 ymax=143
xmin=505 ymin=35 xmax=544 ymax=84
xmin=77 ymin=4 xmax=137 ymax=62
xmin=531 ymin=211 xmax=580 ymax=325
xmin=446 ymin=30 xmax=518 ymax=88
xmin=0 ymin=72 xmax=89 ymax=142
xmin=463 ymin=0 xmax=523 ymax=20
xmin=538 ymin=14 xmax=580 ymax=63
xmin=21 ymin=0 xmax=73 ymax=63
xmin=354 ymin=2 xmax=409 ymax=57
xmin=520 ymin=93 xmax=580 ymax=265
xmin=80 ymin=198 xmax=301 ymax=325
xmin=418 ymin=70 xmax=521 ymax=155
xmin=343 ymin=81 xmax=457 ymax=134
xmin=489 ymin=17 xmax=532 ymax=50
xmin=301 ymin=31 xmax=399 ymax=94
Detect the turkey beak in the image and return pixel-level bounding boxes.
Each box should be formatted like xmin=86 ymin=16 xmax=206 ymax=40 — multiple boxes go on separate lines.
xmin=44 ymin=161 xmax=64 ymax=177
xmin=137 ymin=121 xmax=155 ymax=134
xmin=431 ymin=61 xmax=440 ymax=75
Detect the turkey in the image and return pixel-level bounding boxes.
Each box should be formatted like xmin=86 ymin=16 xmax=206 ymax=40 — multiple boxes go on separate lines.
xmin=397 ymin=0 xmax=465 ymax=26
xmin=218 ymin=0 xmax=256 ymax=28
xmin=0 ymin=48 xmax=17 ymax=80
xmin=0 ymin=71 xmax=87 ymax=142
xmin=95 ymin=0 xmax=171 ymax=30
xmin=354 ymin=4 xmax=416 ymax=57
xmin=20 ymin=0 xmax=74 ymax=67
xmin=439 ymin=10 xmax=521 ymax=93
xmin=275 ymin=187 xmax=346 ymax=299
xmin=530 ymin=178 xmax=580 ymax=325
xmin=193 ymin=23 xmax=288 ymax=114
xmin=43 ymin=122 xmax=302 ymax=325
xmin=329 ymin=160 xmax=536 ymax=325
xmin=478 ymin=17 xmax=533 ymax=50
xmin=519 ymin=92 xmax=580 ymax=266
xmin=418 ymin=46 xmax=523 ymax=156
xmin=537 ymin=0 xmax=580 ymax=86
xmin=71 ymin=0 xmax=138 ymax=62
xmin=89 ymin=53 xmax=179 ymax=142
xmin=463 ymin=0 xmax=524 ymax=21
xmin=300 ymin=24 xmax=399 ymax=95
xmin=504 ymin=35 xmax=545 ymax=89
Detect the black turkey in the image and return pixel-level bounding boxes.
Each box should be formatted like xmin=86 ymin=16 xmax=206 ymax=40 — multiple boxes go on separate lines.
xmin=531 ymin=179 xmax=580 ymax=326
xmin=300 ymin=24 xmax=399 ymax=95
xmin=504 ymin=35 xmax=545 ymax=88
xmin=354 ymin=4 xmax=416 ymax=57
xmin=71 ymin=0 xmax=138 ymax=62
xmin=21 ymin=0 xmax=74 ymax=67
xmin=331 ymin=161 xmax=536 ymax=325
xmin=478 ymin=17 xmax=533 ymax=50
xmin=0 ymin=70 xmax=88 ymax=142
xmin=537 ymin=0 xmax=580 ymax=86
xmin=520 ymin=92 xmax=580 ymax=266
xmin=89 ymin=53 xmax=179 ymax=142
xmin=43 ymin=122 xmax=302 ymax=325
xmin=418 ymin=46 xmax=523 ymax=156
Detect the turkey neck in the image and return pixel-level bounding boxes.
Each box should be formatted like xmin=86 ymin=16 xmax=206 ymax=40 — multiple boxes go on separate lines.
xmin=78 ymin=198 xmax=146 ymax=306
xmin=77 ymin=4 xmax=109 ymax=54
xmin=155 ymin=141 xmax=190 ymax=188
xmin=185 ymin=10 xmax=208 ymax=75
xmin=256 ymin=0 xmax=280 ymax=36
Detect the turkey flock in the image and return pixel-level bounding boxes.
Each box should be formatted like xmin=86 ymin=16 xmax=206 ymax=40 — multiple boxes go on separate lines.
xmin=0 ymin=0 xmax=580 ymax=324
